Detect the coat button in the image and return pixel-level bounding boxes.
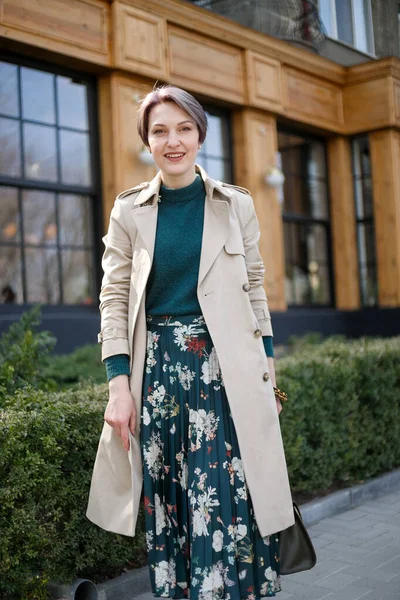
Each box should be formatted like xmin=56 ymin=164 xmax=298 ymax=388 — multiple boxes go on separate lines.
xmin=242 ymin=283 xmax=251 ymax=292
xmin=263 ymin=372 xmax=270 ymax=382
xmin=254 ymin=329 xmax=262 ymax=338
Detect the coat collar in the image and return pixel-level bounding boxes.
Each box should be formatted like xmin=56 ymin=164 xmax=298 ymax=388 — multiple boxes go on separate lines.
xmin=133 ymin=163 xmax=232 ymax=206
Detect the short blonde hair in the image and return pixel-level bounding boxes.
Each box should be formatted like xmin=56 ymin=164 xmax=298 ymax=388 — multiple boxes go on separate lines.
xmin=137 ymin=85 xmax=208 ymax=146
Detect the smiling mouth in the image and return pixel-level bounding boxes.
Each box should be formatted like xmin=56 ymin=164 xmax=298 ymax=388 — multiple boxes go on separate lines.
xmin=165 ymin=153 xmax=185 ymax=161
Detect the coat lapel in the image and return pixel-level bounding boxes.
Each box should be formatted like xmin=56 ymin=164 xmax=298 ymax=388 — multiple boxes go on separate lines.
xmin=129 ymin=164 xmax=232 ymax=287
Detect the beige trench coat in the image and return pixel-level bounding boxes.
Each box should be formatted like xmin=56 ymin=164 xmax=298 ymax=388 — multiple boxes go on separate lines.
xmin=86 ymin=164 xmax=295 ymax=538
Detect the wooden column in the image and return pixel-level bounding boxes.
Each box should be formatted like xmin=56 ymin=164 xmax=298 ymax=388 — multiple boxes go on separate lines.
xmin=327 ymin=136 xmax=360 ymax=309
xmin=369 ymin=129 xmax=400 ymax=306
xmin=232 ymin=110 xmax=286 ymax=311
xmin=98 ymin=73 xmax=156 ymax=229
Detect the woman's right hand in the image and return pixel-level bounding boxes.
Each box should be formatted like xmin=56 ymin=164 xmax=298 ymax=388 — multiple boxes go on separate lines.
xmin=104 ymin=375 xmax=136 ymax=452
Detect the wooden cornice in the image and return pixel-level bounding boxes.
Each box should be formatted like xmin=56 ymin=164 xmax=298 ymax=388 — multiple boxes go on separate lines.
xmin=346 ymin=57 xmax=400 ymax=85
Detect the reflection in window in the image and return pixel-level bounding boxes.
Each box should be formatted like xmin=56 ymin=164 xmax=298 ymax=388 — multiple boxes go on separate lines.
xmin=0 ymin=59 xmax=97 ymax=305
xmin=196 ymin=108 xmax=232 ymax=183
xmin=352 ymin=136 xmax=377 ymax=306
xmin=279 ymin=130 xmax=332 ymax=306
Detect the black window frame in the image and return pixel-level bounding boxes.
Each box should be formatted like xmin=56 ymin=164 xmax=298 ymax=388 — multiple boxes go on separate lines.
xmin=0 ymin=51 xmax=103 ymax=307
xmin=278 ymin=124 xmax=335 ymax=308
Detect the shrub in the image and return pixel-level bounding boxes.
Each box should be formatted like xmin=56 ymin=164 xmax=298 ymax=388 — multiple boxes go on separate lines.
xmin=0 ymin=384 xmax=145 ymax=600
xmin=0 ymin=305 xmax=57 ymax=400
xmin=277 ymin=336 xmax=400 ymax=494
xmin=42 ymin=344 xmax=105 ymax=389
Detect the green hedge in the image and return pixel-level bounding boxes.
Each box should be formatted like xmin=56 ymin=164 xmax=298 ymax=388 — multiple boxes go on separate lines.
xmin=0 ymin=384 xmax=145 ymax=600
xmin=0 ymin=322 xmax=399 ymax=598
xmin=277 ymin=336 xmax=400 ymax=494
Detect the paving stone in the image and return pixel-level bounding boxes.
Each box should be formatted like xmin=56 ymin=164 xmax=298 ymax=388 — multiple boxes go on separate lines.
xmin=313 ymin=570 xmax=361 ymax=590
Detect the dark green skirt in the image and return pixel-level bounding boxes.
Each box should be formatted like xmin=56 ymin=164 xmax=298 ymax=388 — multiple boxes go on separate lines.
xmin=141 ymin=314 xmax=281 ymax=599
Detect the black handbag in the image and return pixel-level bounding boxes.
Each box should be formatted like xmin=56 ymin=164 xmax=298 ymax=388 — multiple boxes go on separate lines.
xmin=278 ymin=501 xmax=317 ymax=575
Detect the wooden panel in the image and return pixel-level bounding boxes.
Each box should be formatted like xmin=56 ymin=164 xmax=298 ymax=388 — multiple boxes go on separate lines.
xmin=283 ymin=68 xmax=344 ymax=130
xmin=233 ymin=110 xmax=286 ymax=311
xmin=327 ymin=137 xmax=360 ymax=310
xmin=246 ymin=51 xmax=283 ymax=112
xmin=0 ymin=0 xmax=110 ymax=65
xmin=369 ymin=130 xmax=400 ymax=306
xmin=393 ymin=79 xmax=400 ymax=123
xmin=98 ymin=74 xmax=156 ymax=228
xmin=113 ymin=2 xmax=167 ymax=78
xmin=343 ymin=78 xmax=393 ymax=134
xmin=168 ymin=26 xmax=245 ymax=104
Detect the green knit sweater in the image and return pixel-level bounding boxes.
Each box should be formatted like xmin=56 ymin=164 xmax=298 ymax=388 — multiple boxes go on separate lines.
xmin=104 ymin=175 xmax=273 ymax=381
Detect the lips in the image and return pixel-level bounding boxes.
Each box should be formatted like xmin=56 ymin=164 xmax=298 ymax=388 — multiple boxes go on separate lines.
xmin=165 ymin=153 xmax=185 ymax=162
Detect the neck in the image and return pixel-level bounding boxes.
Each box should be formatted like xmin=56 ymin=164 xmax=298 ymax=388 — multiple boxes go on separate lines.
xmin=160 ymin=167 xmax=197 ymax=189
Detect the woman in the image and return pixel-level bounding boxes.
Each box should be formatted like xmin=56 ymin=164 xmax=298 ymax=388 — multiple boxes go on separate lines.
xmin=87 ymin=86 xmax=294 ymax=599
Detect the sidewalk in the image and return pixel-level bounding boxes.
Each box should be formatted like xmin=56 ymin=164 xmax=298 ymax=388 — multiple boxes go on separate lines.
xmin=133 ymin=489 xmax=400 ymax=600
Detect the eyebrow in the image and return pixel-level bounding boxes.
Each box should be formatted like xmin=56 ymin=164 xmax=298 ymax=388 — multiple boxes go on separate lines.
xmin=150 ymin=120 xmax=194 ymax=127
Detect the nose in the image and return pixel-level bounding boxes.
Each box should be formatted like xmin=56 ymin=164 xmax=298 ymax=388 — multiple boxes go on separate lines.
xmin=166 ymin=132 xmax=180 ymax=147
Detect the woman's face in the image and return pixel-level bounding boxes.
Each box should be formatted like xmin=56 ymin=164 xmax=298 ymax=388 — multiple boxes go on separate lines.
xmin=147 ymin=101 xmax=200 ymax=187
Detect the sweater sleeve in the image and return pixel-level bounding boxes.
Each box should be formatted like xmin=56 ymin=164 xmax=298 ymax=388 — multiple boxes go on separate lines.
xmin=104 ymin=354 xmax=130 ymax=382
xmin=262 ymin=335 xmax=274 ymax=358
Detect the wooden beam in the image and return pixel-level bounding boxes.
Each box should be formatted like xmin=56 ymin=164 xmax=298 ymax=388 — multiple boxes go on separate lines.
xmin=369 ymin=129 xmax=400 ymax=306
xmin=327 ymin=137 xmax=360 ymax=310
xmin=233 ymin=110 xmax=286 ymax=311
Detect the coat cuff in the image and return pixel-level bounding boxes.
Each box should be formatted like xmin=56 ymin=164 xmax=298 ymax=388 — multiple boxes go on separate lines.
xmin=98 ymin=328 xmax=130 ymax=362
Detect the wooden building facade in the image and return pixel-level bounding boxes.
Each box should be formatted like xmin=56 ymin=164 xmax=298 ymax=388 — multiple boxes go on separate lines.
xmin=1 ymin=0 xmax=400 ymax=349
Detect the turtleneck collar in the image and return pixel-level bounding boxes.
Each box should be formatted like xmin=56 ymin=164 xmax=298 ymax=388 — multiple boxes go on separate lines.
xmin=159 ymin=174 xmax=205 ymax=203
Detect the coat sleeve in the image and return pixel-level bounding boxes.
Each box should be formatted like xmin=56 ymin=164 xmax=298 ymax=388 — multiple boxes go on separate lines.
xmin=242 ymin=194 xmax=273 ymax=337
xmin=97 ymin=198 xmax=133 ymax=362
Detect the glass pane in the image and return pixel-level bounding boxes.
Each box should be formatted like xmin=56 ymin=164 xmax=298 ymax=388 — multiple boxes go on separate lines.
xmin=205 ymin=158 xmax=230 ymax=183
xmin=335 ymin=0 xmax=353 ymax=45
xmin=0 ymin=117 xmax=21 ymax=177
xmin=319 ymin=0 xmax=334 ymax=36
xmin=278 ymin=132 xmax=307 ymax=177
xmin=307 ymin=224 xmax=329 ymax=264
xmin=357 ymin=221 xmax=376 ymax=266
xmin=352 ymin=137 xmax=371 ymax=177
xmin=284 ymin=221 xmax=331 ymax=305
xmin=353 ymin=0 xmax=372 ymax=53
xmin=22 ymin=190 xmax=56 ymax=246
xmin=205 ymin=113 xmax=230 ymax=158
xmin=0 ymin=62 xmax=19 ymax=117
xmin=0 ymin=246 xmax=23 ymax=304
xmin=59 ymin=194 xmax=93 ymax=246
xmin=0 ymin=187 xmax=20 ymax=242
xmin=360 ymin=265 xmax=378 ymax=307
xmin=57 ymin=76 xmax=88 ymax=130
xmin=61 ymin=249 xmax=94 ymax=304
xmin=60 ymin=130 xmax=91 ymax=186
xmin=25 ymin=247 xmax=59 ymax=303
xmin=21 ymin=67 xmax=55 ymax=124
xmin=23 ymin=123 xmax=57 ymax=181
xmin=283 ymin=175 xmax=309 ymax=216
xmin=309 ymin=264 xmax=331 ymax=304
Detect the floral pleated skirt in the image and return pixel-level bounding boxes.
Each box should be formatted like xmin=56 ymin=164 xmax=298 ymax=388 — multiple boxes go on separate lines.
xmin=141 ymin=314 xmax=281 ymax=600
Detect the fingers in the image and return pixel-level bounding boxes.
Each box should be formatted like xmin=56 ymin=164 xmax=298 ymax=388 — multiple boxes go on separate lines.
xmin=120 ymin=423 xmax=130 ymax=452
xmin=129 ymin=411 xmax=136 ymax=436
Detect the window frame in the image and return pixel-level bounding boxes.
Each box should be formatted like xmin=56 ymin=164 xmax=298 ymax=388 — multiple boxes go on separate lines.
xmin=319 ymin=0 xmax=375 ymax=55
xmin=0 ymin=51 xmax=103 ymax=306
xmin=278 ymin=125 xmax=335 ymax=309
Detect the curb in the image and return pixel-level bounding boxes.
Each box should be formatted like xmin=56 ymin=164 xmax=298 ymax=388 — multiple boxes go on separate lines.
xmin=96 ymin=467 xmax=400 ymax=600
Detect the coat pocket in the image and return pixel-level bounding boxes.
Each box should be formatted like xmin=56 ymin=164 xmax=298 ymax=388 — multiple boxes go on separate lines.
xmin=224 ymin=235 xmax=245 ymax=257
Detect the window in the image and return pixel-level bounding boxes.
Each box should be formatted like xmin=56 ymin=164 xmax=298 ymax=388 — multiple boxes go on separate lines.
xmin=0 ymin=58 xmax=99 ymax=305
xmin=352 ymin=136 xmax=378 ymax=306
xmin=196 ymin=106 xmax=233 ymax=183
xmin=319 ymin=0 xmax=374 ymax=54
xmin=278 ymin=130 xmax=333 ymax=307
